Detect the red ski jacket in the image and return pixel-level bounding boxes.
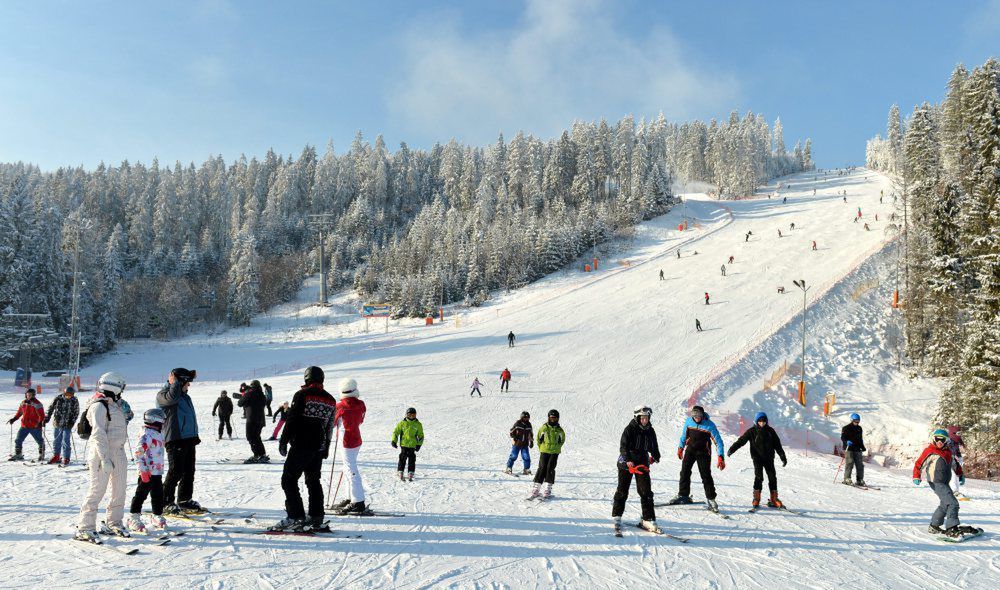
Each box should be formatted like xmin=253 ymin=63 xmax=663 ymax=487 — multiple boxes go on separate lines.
xmin=501 ymin=370 xmax=511 ymax=382
xmin=335 ymin=397 xmax=366 ymax=449
xmin=12 ymin=399 xmax=46 ymax=429
xmin=913 ymin=444 xmax=963 ymax=483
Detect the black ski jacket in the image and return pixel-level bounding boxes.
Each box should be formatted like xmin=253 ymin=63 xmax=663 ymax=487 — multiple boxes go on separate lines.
xmin=727 ymin=424 xmax=786 ymax=463
xmin=212 ymin=395 xmax=233 ymax=418
xmin=273 ymin=406 xmax=287 ymax=423
xmin=280 ymin=382 xmax=337 ymax=456
xmin=841 ymin=423 xmax=866 ymax=452
xmin=618 ymin=419 xmax=661 ymax=466
xmin=236 ymin=384 xmax=268 ymax=423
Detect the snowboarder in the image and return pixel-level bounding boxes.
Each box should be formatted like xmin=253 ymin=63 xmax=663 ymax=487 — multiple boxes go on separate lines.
xmin=211 ymin=390 xmax=234 ymax=441
xmin=913 ymin=429 xmax=979 ymax=540
xmin=507 ymin=331 xmax=516 ymax=347
xmin=612 ymin=406 xmax=661 ymax=534
xmin=946 ymin=427 xmax=966 ymax=498
xmin=333 ymin=377 xmax=368 ymax=514
xmin=263 ymin=383 xmax=274 ymax=417
xmin=528 ymin=409 xmax=565 ymax=500
xmin=274 ymin=366 xmax=337 ymax=531
xmin=841 ymin=413 xmax=866 ymax=486
xmin=500 ymin=368 xmax=512 ymax=392
xmin=45 ymin=386 xmax=79 ymax=465
xmin=236 ymin=380 xmax=269 ymax=464
xmin=7 ymin=389 xmax=45 ymax=461
xmin=721 ymin=264 xmax=726 ymax=276
xmin=695 ymin=319 xmax=703 ymax=332
xmin=470 ymin=377 xmax=483 ymax=397
xmin=270 ymin=401 xmax=289 ymax=440
xmin=126 ymin=408 xmax=167 ymax=532
xmin=727 ymin=412 xmax=787 ymax=509
xmin=704 ymin=292 xmax=710 ymax=305
xmin=506 ymin=411 xmax=533 ymax=475
xmin=659 ymin=269 xmax=665 ymax=281
xmin=668 ymin=405 xmax=725 ymax=511
xmin=728 ymin=255 xmax=734 ymax=264
xmin=158 ymin=367 xmax=203 ymax=515
xmin=75 ymin=372 xmax=131 ymax=543
xmin=391 ymin=407 xmax=424 ymax=481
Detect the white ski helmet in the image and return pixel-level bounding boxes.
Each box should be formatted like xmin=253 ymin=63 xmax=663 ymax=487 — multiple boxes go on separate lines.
xmin=97 ymin=371 xmax=127 ymax=395
xmin=634 ymin=406 xmax=652 ymax=418
xmin=339 ymin=378 xmax=359 ymax=398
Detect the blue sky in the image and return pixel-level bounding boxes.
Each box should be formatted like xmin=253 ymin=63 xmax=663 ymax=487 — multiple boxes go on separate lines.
xmin=1 ymin=0 xmax=997 ymax=170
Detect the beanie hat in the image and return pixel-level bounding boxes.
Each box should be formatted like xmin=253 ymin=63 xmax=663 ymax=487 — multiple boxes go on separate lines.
xmin=339 ymin=378 xmax=359 ymax=398
xmin=691 ymin=405 xmax=705 ymax=419
xmin=304 ymin=366 xmax=325 ymax=384
xmin=754 ymin=411 xmax=768 ymax=424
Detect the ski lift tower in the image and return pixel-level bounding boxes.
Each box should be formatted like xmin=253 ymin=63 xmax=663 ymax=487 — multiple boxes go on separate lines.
xmin=307 ymin=213 xmax=337 ymax=306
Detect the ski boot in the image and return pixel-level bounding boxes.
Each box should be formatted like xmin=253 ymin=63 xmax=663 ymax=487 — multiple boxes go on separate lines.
xmin=151 ymin=515 xmax=167 ymax=529
xmin=126 ymin=513 xmax=146 ymax=533
xmin=178 ymin=500 xmax=204 ymax=513
xmin=522 ymin=468 xmax=532 ymax=476
xmin=398 ymin=470 xmax=405 ymax=481
xmin=408 ymin=472 xmax=414 ymax=482
xmin=74 ymin=528 xmax=101 ymax=544
xmin=527 ymin=483 xmax=541 ymax=500
xmin=7 ymin=452 xmax=23 ymax=461
xmin=958 ymin=525 xmax=981 ymax=535
xmin=841 ymin=478 xmax=853 ymax=486
xmin=706 ymin=498 xmax=719 ymax=512
xmin=257 ymin=455 xmax=270 ymax=464
xmin=504 ymin=467 xmax=513 ymax=475
xmin=928 ymin=524 xmax=944 ymax=535
xmin=542 ymin=483 xmax=553 ymax=499
xmin=303 ymin=516 xmax=328 ymax=532
xmin=667 ymin=494 xmax=693 ymax=505
xmin=331 ymin=498 xmax=351 ymax=511
xmin=243 ymin=456 xmax=259 ymax=464
xmin=613 ymin=516 xmax=623 ymax=536
xmin=48 ymin=455 xmax=61 ymax=465
xmin=855 ymin=480 xmax=866 ymax=487
xmin=751 ymin=490 xmax=761 ymax=508
xmin=269 ymin=517 xmax=306 ymax=532
xmin=38 ymin=450 xmax=45 ymax=462
xmin=767 ymin=491 xmax=783 ymax=509
xmin=163 ymin=503 xmax=181 ymax=515
xmin=342 ymin=502 xmax=368 ymax=515
xmin=62 ymin=458 xmax=70 ymax=466
xmin=639 ymin=519 xmax=663 ymax=534
xmin=944 ymin=526 xmax=964 ymax=539
xmin=105 ymin=521 xmax=131 ymax=538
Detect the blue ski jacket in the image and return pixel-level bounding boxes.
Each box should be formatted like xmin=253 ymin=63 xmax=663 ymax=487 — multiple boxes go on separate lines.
xmin=678 ymin=414 xmax=725 ymax=457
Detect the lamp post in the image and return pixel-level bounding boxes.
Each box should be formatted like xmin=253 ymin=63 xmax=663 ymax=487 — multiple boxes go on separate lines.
xmin=792 ymin=279 xmax=810 ymax=405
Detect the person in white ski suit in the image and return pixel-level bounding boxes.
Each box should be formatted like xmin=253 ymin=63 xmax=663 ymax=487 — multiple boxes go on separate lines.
xmin=76 ymin=372 xmax=130 ymax=539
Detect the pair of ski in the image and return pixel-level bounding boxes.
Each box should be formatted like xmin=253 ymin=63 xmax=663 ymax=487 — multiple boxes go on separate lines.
xmin=328 ymin=508 xmax=406 ymax=518
xmin=67 ymin=530 xmax=184 ymax=555
xmin=842 ymin=482 xmax=880 ymax=491
xmin=748 ymin=504 xmax=805 ymax=516
xmin=654 ymin=500 xmax=731 ymax=520
xmin=615 ymin=522 xmax=690 ymax=543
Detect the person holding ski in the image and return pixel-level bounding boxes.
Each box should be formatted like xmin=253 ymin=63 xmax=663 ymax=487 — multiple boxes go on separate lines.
xmin=500 ymin=368 xmax=512 ymax=392
xmin=612 ymin=406 xmax=661 ymax=534
xmin=158 ymin=368 xmax=203 ymax=514
xmin=841 ymin=413 xmax=866 ymax=487
xmin=75 ymin=372 xmax=131 ymax=543
xmin=212 ymin=390 xmax=234 ymax=441
xmin=727 ymin=412 xmax=787 ymax=510
xmin=126 ymin=408 xmax=167 ymax=532
xmin=7 ymin=388 xmax=46 ymax=462
xmin=506 ymin=411 xmax=533 ymax=475
xmin=274 ymin=366 xmax=337 ymax=531
xmin=270 ymin=401 xmax=290 ymax=440
xmin=391 ymin=407 xmax=424 ymax=481
xmin=332 ymin=377 xmax=368 ymax=514
xmin=528 ymin=409 xmax=565 ymax=500
xmin=913 ymin=429 xmax=980 ymax=540
xmin=507 ymin=331 xmax=516 ymax=348
xmin=45 ymin=386 xmax=80 ymax=465
xmin=236 ymin=380 xmax=269 ymax=464
xmin=470 ymin=377 xmax=483 ymax=397
xmin=669 ymin=405 xmax=725 ymax=512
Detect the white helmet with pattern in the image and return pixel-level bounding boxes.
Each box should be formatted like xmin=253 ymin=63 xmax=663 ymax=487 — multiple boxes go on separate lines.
xmin=97 ymin=371 xmax=127 ymax=396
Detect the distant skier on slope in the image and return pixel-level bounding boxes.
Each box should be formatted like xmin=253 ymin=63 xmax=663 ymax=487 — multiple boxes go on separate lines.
xmin=506 ymin=411 xmax=533 ymax=475
xmin=470 ymin=377 xmax=483 ymax=397
xmin=841 ymin=413 xmax=867 ymax=487
xmin=745 ymin=230 xmax=753 ymax=242
xmin=778 ymin=229 xmax=783 ymax=238
xmin=695 ymin=319 xmax=703 ymax=332
xmin=728 ymin=255 xmax=734 ymax=264
xmin=812 ymin=241 xmax=817 ymax=251
xmin=704 ymin=293 xmax=710 ymax=305
xmin=720 ymin=264 xmax=726 ymax=276
xmin=668 ymin=405 xmax=725 ymax=512
xmin=659 ymin=269 xmax=665 ymax=281
xmin=500 ymin=368 xmax=512 ymax=392
xmin=527 ymin=409 xmax=565 ymax=500
xmin=612 ymin=406 xmax=661 ymax=535
xmin=7 ymin=389 xmax=45 ymax=461
xmin=391 ymin=407 xmax=423 ymax=482
xmin=913 ymin=429 xmax=980 ymax=540
xmin=508 ymin=331 xmax=516 ymax=348
xmin=727 ymin=412 xmax=787 ymax=510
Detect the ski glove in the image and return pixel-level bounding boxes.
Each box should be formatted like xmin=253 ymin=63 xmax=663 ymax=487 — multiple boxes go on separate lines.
xmin=959 ymin=475 xmax=965 ymax=485
xmin=391 ymin=441 xmax=398 ymax=448
xmin=278 ymin=441 xmax=288 ymax=457
xmin=6 ymin=418 xmax=13 ymax=424
xmin=101 ymin=458 xmax=114 ymax=471
xmin=781 ymin=457 xmax=787 ymax=467
xmin=845 ymin=441 xmax=852 ymax=448
xmin=140 ymin=471 xmax=151 ymax=484
xmin=415 ymin=445 xmax=421 ymax=452
xmin=717 ymin=456 xmax=726 ymax=470
xmin=913 ymin=478 xmax=921 ymax=485
xmin=677 ymin=448 xmax=684 ymax=460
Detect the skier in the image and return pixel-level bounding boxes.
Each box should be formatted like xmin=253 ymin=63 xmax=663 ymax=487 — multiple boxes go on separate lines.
xmin=727 ymin=412 xmax=787 ymax=509
xmin=778 ymin=229 xmax=782 ymax=238
xmin=158 ymin=368 xmax=203 ymax=515
xmin=612 ymin=406 xmax=661 ymax=534
xmin=843 ymin=196 xmax=847 ymax=203
xmin=270 ymin=401 xmax=290 ymax=440
xmin=864 ymin=223 xmax=870 ymax=231
xmin=507 ymin=331 xmax=516 ymax=348
xmin=500 ymin=368 xmax=512 ymax=392
xmin=45 ymin=385 xmax=80 ymax=465
xmin=695 ymin=319 xmax=703 ymax=332
xmin=840 ymin=413 xmax=866 ymax=487
xmin=74 ymin=372 xmax=130 ymax=543
xmin=505 ymin=411 xmax=533 ymax=475
xmin=721 ymin=264 xmax=726 ymax=277
xmin=913 ymin=429 xmax=980 ymax=539
xmin=333 ymin=377 xmax=368 ymax=514
xmin=728 ymin=255 xmax=734 ymax=264
xmin=391 ymin=407 xmax=424 ymax=481
xmin=528 ymin=409 xmax=565 ymax=500
xmin=126 ymin=408 xmax=167 ymax=532
xmin=782 ymin=196 xmax=787 ymax=204
xmin=668 ymin=405 xmax=725 ymax=511
xmin=812 ymin=240 xmax=817 ymax=251
xmin=790 ymin=222 xmax=795 ymax=231
xmin=211 ymin=390 xmax=234 ymax=441
xmin=677 ymin=250 xmax=681 ymax=259
xmin=274 ymin=366 xmax=337 ymax=531
xmin=704 ymin=292 xmax=710 ymax=305
xmin=236 ymin=380 xmax=269 ymax=463
xmin=745 ymin=230 xmax=752 ymax=242
xmin=659 ymin=269 xmax=665 ymax=281
xmin=470 ymin=377 xmax=483 ymax=397
xmin=263 ymin=383 xmax=274 ymax=417
xmin=7 ymin=388 xmax=45 ymax=461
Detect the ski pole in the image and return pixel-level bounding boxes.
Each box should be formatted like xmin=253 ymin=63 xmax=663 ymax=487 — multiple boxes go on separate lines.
xmin=833 ymin=452 xmax=846 ymax=484
xmin=125 ymin=424 xmax=135 ymax=463
xmin=8 ymin=423 xmax=11 ymax=455
xmin=325 ymin=425 xmax=340 ymax=507
xmin=331 ymin=473 xmax=344 ymax=509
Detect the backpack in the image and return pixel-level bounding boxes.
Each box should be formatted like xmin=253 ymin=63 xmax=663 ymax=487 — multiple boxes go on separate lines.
xmin=77 ymin=399 xmax=111 ymax=440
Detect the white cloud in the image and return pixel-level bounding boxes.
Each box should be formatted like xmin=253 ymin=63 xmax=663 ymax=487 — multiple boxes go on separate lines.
xmin=388 ymin=0 xmax=739 ymax=143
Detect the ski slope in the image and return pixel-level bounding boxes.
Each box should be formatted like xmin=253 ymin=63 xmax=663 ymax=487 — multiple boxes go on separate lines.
xmin=2 ymin=168 xmax=997 ymax=589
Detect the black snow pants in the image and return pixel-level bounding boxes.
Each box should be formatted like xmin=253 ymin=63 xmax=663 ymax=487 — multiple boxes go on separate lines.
xmin=281 ymin=446 xmax=324 ymax=521
xmin=753 ymin=457 xmax=778 ymax=492
xmin=612 ymin=463 xmax=654 ymax=520
xmin=533 ymin=452 xmax=559 ymax=485
xmin=218 ymin=415 xmax=232 ymax=439
xmin=130 ymin=475 xmax=164 ymax=515
xmin=678 ymin=450 xmax=716 ymax=500
xmin=163 ymin=439 xmax=197 ymax=505
xmin=397 ymin=447 xmax=416 ymax=473
xmin=246 ymin=419 xmax=266 ymax=457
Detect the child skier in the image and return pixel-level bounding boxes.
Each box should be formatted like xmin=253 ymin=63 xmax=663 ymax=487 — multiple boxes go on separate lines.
xmin=669 ymin=405 xmax=725 ymax=512
xmin=528 ymin=409 xmax=565 ymax=500
xmin=913 ymin=429 xmax=980 ymax=540
xmin=704 ymin=292 xmax=710 ymax=305
xmin=270 ymin=401 xmax=289 ymax=440
xmin=727 ymin=412 xmax=787 ymax=509
xmin=7 ymin=389 xmax=46 ymax=461
xmin=75 ymin=372 xmax=131 ymax=542
xmin=500 ymin=368 xmax=511 ymax=392
xmin=391 ymin=407 xmax=424 ymax=481
xmin=45 ymin=386 xmax=80 ymax=465
xmin=841 ymin=413 xmax=866 ymax=486
xmin=332 ymin=377 xmax=368 ymax=514
xmin=470 ymin=377 xmax=483 ymax=397
xmin=612 ymin=406 xmax=661 ymax=535
xmin=506 ymin=411 xmax=533 ymax=475
xmin=126 ymin=408 xmax=167 ymax=532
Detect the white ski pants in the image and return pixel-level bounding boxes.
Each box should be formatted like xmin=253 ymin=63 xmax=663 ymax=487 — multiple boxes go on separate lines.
xmin=341 ymin=446 xmax=365 ymax=503
xmin=78 ymin=447 xmax=128 ymax=531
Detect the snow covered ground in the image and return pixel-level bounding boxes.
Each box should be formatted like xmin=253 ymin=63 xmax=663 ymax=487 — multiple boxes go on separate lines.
xmin=2 ymin=168 xmax=997 ymax=589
